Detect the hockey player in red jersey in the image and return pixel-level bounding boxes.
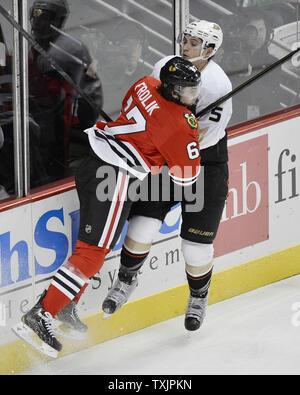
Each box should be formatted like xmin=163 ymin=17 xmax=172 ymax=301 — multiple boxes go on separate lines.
xmin=12 ymin=56 xmax=201 ymax=358
xmin=101 ymin=20 xmax=232 ymax=332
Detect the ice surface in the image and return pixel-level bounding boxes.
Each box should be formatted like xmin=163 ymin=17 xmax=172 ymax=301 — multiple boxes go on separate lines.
xmin=19 ymin=274 xmax=300 ymax=375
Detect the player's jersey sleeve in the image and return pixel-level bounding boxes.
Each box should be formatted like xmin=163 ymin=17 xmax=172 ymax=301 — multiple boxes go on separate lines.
xmin=151 ymin=110 xmax=201 ymax=186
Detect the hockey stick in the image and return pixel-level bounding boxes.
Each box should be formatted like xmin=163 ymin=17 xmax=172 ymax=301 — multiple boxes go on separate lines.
xmin=196 ymin=46 xmax=300 ymax=119
xmin=0 ymin=4 xmax=113 ymax=122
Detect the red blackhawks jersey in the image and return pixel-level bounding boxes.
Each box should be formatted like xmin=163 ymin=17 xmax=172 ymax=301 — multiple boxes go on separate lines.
xmin=86 ymin=76 xmax=200 ymax=186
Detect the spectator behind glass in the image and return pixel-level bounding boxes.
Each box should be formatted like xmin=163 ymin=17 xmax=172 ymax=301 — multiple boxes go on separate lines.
xmin=0 ymin=22 xmax=48 ymax=199
xmin=220 ymin=7 xmax=283 ymax=124
xmin=28 ymin=0 xmax=103 ymax=184
xmin=80 ymin=17 xmax=148 ymax=119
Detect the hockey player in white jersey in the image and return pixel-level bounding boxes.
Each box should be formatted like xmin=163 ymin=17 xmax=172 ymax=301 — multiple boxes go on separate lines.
xmin=151 ymin=21 xmax=232 ymax=149
xmin=102 ymin=20 xmax=233 ymax=331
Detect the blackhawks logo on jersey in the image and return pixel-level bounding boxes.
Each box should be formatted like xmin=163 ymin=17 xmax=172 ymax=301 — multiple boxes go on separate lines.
xmin=183 ymin=113 xmax=198 ymax=130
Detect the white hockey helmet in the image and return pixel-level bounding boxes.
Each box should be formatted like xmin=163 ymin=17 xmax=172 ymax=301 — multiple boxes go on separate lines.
xmin=178 ymin=20 xmax=223 ymax=60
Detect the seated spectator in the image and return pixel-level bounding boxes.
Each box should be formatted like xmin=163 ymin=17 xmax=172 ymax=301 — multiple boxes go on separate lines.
xmin=28 ymin=0 xmax=103 ymax=183
xmin=80 ymin=17 xmax=148 ymax=118
xmin=0 ymin=35 xmax=48 ymax=198
xmin=221 ymin=7 xmax=283 ymax=124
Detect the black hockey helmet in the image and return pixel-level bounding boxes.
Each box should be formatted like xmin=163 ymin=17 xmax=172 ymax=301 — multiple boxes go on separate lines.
xmin=159 ymin=56 xmax=201 ymax=106
xmin=160 ymin=56 xmax=201 ymax=88
xmin=30 ymin=0 xmax=69 ymax=40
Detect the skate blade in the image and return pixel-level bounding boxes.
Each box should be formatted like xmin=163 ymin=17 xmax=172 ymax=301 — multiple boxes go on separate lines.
xmin=53 ymin=323 xmax=86 ymax=341
xmin=12 ymin=322 xmax=58 ymax=359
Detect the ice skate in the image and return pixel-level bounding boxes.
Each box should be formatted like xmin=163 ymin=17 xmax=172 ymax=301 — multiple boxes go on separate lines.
xmin=12 ymin=293 xmax=62 ymax=358
xmin=184 ymin=291 xmax=208 ymax=331
xmin=102 ymin=274 xmax=138 ymax=319
xmin=55 ymin=300 xmax=88 ymax=341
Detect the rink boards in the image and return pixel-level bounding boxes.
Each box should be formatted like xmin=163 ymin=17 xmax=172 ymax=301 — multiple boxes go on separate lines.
xmin=0 ymin=105 xmax=300 ymax=374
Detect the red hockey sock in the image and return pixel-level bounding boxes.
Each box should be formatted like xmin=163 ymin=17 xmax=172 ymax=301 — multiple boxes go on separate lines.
xmin=68 ymin=240 xmax=110 ymax=278
xmin=42 ymin=240 xmax=110 ymax=317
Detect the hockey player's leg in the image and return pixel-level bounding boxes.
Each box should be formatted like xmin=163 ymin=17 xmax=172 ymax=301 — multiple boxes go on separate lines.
xmin=181 ymin=161 xmax=228 ymax=331
xmin=13 ymin=240 xmax=109 ymax=357
xmin=50 ymin=240 xmax=109 ymax=337
xmin=181 ymin=239 xmax=214 ymax=331
xmin=102 ymin=215 xmax=162 ymax=318
xmin=101 ymin=238 xmax=146 ymax=319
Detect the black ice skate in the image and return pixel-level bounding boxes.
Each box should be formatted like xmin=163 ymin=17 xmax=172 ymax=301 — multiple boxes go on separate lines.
xmin=12 ymin=293 xmax=62 ymax=359
xmin=102 ymin=273 xmax=138 ymax=319
xmin=184 ymin=290 xmax=209 ymax=331
xmin=55 ymin=300 xmax=88 ymax=341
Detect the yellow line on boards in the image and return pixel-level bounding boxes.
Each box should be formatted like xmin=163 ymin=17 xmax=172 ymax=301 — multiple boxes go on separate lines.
xmin=1 ymin=242 xmax=300 ymax=375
